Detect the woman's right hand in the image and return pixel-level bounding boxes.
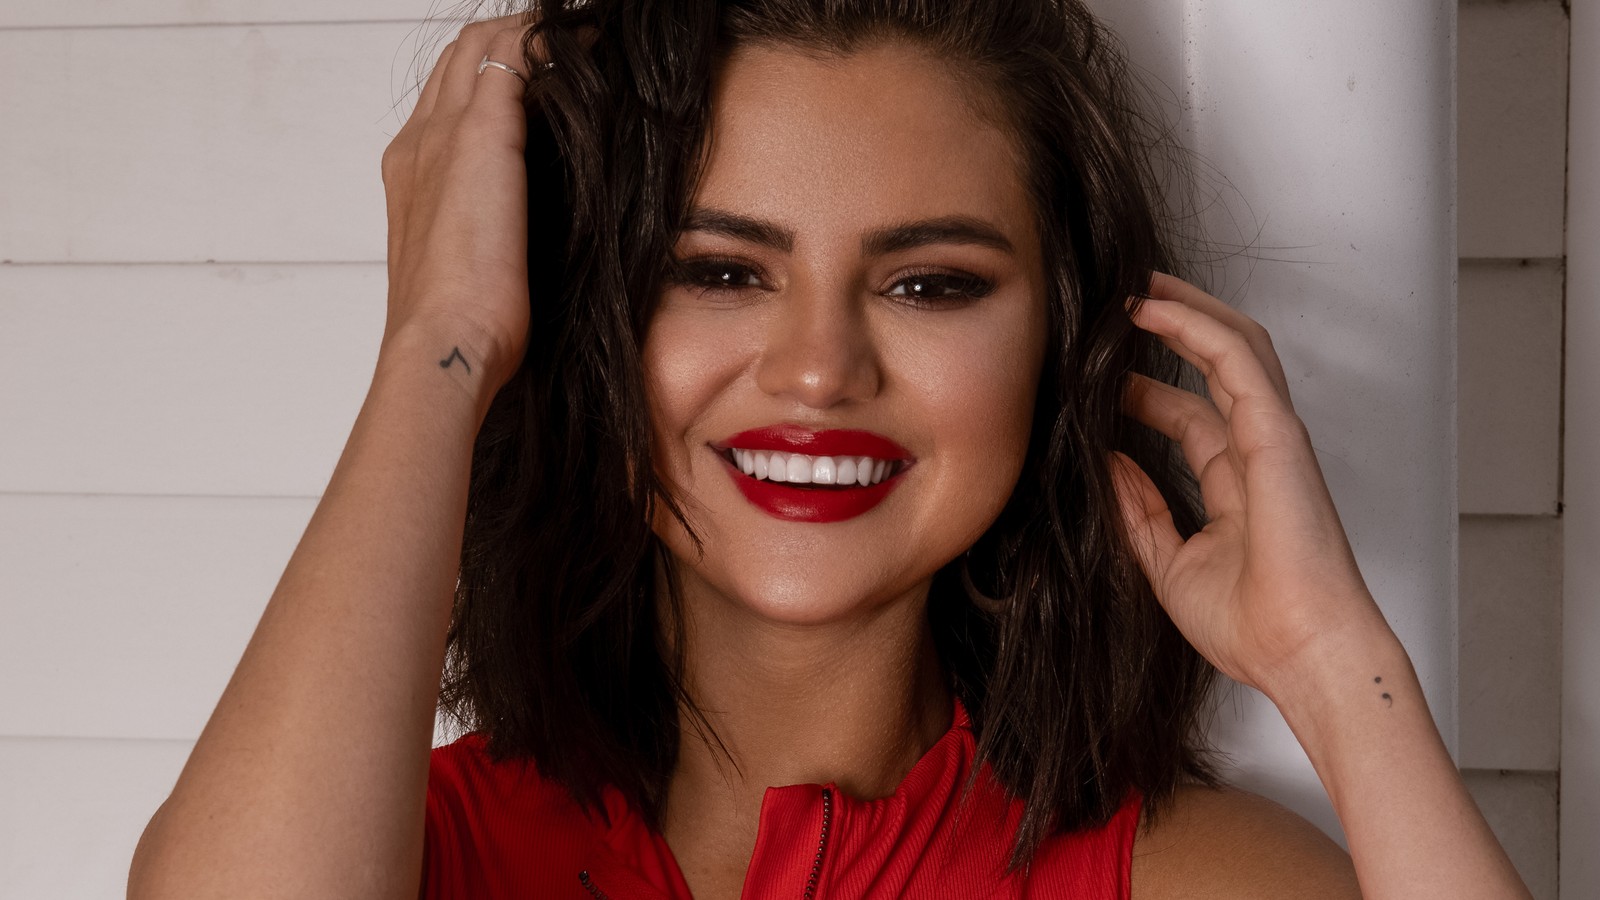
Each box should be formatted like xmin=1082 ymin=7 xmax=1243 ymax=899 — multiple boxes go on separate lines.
xmin=380 ymin=14 xmax=543 ymax=394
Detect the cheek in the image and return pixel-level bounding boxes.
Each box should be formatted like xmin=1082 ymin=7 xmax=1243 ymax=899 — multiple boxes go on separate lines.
xmin=907 ymin=308 xmax=1046 ymax=458
xmin=640 ymin=308 xmax=748 ymax=470
xmin=897 ymin=301 xmax=1048 ymax=553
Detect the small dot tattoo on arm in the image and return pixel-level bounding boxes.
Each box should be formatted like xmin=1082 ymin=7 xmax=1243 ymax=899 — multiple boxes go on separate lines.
xmin=1374 ymin=676 xmax=1392 ymax=707
xmin=439 ymin=346 xmax=472 ymax=375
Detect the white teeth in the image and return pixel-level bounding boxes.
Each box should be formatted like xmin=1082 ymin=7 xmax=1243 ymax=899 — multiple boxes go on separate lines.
xmin=729 ymin=449 xmax=904 ymax=487
xmin=835 ymin=457 xmax=856 ymax=485
xmin=811 ymin=455 xmax=834 ymax=484
xmin=785 ymin=454 xmax=810 ymax=483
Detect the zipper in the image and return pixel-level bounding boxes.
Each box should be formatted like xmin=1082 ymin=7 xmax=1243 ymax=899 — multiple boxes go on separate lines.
xmin=802 ymin=787 xmax=833 ymax=900
xmin=579 ymin=869 xmax=613 ymax=900
xmin=580 ymin=785 xmax=834 ymax=900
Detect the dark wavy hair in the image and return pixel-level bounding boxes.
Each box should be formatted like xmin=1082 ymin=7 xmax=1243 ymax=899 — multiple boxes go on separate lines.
xmin=439 ymin=0 xmax=1217 ymax=871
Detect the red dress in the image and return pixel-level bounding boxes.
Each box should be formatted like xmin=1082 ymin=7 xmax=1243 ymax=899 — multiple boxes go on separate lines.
xmin=422 ymin=696 xmax=1141 ymax=899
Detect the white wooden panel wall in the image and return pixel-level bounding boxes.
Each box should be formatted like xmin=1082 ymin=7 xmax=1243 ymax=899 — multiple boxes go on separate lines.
xmin=1454 ymin=2 xmax=1570 ymax=897
xmin=0 ymin=6 xmax=423 ymax=896
xmin=1092 ymin=0 xmax=1457 ymax=844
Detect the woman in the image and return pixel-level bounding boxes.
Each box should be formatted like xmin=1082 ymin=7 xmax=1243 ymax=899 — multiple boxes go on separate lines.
xmin=129 ymin=1 xmax=1528 ymax=897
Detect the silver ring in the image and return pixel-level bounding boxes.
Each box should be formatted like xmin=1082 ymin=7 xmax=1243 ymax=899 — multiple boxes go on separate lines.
xmin=477 ymin=55 xmax=528 ymax=86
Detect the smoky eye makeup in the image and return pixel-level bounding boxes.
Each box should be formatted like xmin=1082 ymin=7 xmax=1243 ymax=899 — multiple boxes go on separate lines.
xmin=664 ymin=256 xmax=769 ymax=294
xmin=663 ymin=251 xmax=1000 ymax=309
xmin=882 ymin=269 xmax=996 ymax=306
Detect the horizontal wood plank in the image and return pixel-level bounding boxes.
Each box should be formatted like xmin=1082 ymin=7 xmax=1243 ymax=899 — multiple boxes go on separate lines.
xmin=1460 ymin=515 xmax=1563 ymax=771
xmin=0 ymin=493 xmax=315 ymax=740
xmin=1459 ymin=0 xmax=1570 ymax=259
xmin=0 ymin=0 xmax=436 ymax=28
xmin=0 ymin=264 xmax=384 ymax=497
xmin=0 ymin=736 xmax=193 ymax=898
xmin=1461 ymin=769 xmax=1559 ymax=900
xmin=0 ymin=23 xmax=423 ymax=262
xmin=1459 ymin=261 xmax=1564 ymax=515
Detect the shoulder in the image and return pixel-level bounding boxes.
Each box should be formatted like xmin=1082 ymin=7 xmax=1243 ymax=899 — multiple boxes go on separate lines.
xmin=1130 ymin=784 xmax=1360 ymax=900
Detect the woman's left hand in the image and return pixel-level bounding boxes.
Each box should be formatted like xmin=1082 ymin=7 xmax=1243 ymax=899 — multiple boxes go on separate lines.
xmin=1111 ymin=273 xmax=1394 ymax=696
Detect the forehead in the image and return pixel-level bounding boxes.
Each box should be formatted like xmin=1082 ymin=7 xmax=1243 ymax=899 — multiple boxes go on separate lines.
xmin=694 ymin=41 xmax=1033 ymax=241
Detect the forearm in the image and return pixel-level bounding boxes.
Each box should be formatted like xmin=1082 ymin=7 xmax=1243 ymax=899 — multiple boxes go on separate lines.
xmin=1267 ymin=618 xmax=1530 ymax=900
xmin=129 ymin=323 xmax=498 ymax=900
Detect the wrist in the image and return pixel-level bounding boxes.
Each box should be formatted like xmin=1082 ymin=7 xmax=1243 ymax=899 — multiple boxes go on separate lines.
xmin=376 ymin=316 xmax=513 ymax=426
xmin=1254 ymin=596 xmax=1402 ymax=710
xmin=1251 ymin=611 xmax=1527 ymax=898
xmin=1256 ymin=613 xmax=1427 ymax=779
xmin=1248 ymin=592 xmax=1401 ymax=704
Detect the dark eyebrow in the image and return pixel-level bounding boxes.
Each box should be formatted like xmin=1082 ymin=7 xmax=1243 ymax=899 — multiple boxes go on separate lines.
xmin=861 ymin=216 xmax=1015 ymax=256
xmin=680 ymin=208 xmax=796 ymax=253
xmin=678 ymin=208 xmax=1014 ymax=256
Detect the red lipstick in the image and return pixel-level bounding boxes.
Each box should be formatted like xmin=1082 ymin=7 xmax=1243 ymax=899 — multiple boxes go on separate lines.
xmin=715 ymin=425 xmax=912 ymax=459
xmin=713 ymin=426 xmax=913 ymax=523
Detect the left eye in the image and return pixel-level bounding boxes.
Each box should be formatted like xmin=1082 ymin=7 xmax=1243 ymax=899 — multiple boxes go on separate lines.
xmin=885 ymin=272 xmax=995 ymax=304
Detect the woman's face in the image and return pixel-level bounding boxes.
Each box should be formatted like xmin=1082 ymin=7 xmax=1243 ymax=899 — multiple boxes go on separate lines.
xmin=643 ymin=40 xmax=1049 ymax=625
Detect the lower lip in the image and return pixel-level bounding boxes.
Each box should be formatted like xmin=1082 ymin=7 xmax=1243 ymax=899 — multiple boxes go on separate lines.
xmin=719 ymin=452 xmax=903 ymax=523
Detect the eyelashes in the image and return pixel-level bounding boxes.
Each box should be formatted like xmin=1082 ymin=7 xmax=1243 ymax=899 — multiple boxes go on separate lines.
xmin=668 ymin=257 xmax=764 ymax=292
xmin=883 ymin=270 xmax=995 ymax=304
xmin=665 ymin=256 xmax=996 ymax=307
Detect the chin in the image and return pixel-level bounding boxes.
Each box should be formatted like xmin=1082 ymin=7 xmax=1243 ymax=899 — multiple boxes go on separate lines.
xmin=734 ymin=574 xmax=894 ymax=627
xmin=665 ymin=540 xmax=929 ymax=628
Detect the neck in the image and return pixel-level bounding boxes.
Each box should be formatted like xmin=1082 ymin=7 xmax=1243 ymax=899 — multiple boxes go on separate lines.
xmin=655 ymin=567 xmax=952 ymax=883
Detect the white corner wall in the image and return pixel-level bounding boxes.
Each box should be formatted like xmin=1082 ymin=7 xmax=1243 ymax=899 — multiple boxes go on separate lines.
xmin=1562 ymin=1 xmax=1598 ymax=896
xmin=1090 ymin=0 xmax=1458 ymax=843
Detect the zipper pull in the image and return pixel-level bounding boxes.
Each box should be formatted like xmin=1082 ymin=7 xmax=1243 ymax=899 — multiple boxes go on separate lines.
xmin=803 ymin=787 xmax=834 ymax=899
xmin=579 ymin=869 xmax=614 ymax=900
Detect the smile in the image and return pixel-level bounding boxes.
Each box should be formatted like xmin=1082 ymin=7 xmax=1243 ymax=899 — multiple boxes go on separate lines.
xmin=712 ymin=426 xmax=913 ymax=523
xmin=724 ymin=449 xmax=903 ymax=487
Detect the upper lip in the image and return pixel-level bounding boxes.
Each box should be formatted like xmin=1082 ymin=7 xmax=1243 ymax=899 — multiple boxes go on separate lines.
xmin=713 ymin=425 xmax=913 ymax=460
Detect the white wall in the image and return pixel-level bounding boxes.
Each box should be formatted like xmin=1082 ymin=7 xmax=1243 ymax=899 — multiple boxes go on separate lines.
xmin=0 ymin=7 xmax=421 ymax=897
xmin=1092 ymin=0 xmax=1458 ymax=844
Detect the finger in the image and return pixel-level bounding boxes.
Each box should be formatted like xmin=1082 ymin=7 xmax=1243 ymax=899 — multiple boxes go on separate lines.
xmin=1123 ymin=373 xmax=1229 ymax=477
xmin=1129 ymin=294 xmax=1289 ymax=426
xmin=1147 ymin=272 xmax=1294 ymax=405
xmin=1122 ymin=373 xmax=1243 ymax=517
xmin=410 ymin=39 xmax=459 ymax=128
xmin=435 ymin=14 xmax=539 ymax=121
xmin=470 ymin=19 xmax=547 ymax=109
xmin=1108 ymin=451 xmax=1185 ymax=597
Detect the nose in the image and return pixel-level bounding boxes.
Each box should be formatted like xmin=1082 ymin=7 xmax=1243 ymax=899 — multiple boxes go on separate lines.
xmin=754 ymin=280 xmax=882 ymax=409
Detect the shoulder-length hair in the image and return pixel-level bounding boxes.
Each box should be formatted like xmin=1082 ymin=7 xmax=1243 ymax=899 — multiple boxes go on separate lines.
xmin=441 ymin=0 xmax=1216 ymax=870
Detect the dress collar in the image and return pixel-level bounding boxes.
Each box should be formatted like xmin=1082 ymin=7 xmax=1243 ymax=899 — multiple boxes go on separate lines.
xmin=584 ymin=694 xmax=1030 ymax=899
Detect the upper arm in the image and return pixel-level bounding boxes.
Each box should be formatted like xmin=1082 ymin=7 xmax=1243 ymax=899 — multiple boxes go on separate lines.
xmin=1130 ymin=784 xmax=1361 ymax=900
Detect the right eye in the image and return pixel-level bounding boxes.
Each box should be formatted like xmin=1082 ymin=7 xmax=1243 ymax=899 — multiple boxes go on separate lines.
xmin=668 ymin=257 xmax=766 ymax=293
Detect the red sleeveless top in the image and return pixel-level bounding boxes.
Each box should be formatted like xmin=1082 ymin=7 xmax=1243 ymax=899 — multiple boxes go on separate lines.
xmin=422 ymin=696 xmax=1140 ymax=899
